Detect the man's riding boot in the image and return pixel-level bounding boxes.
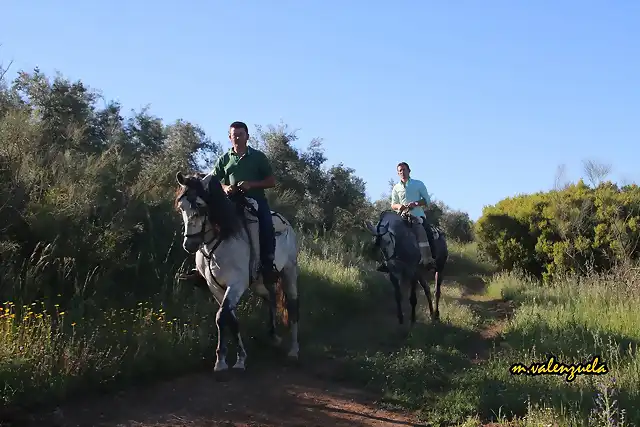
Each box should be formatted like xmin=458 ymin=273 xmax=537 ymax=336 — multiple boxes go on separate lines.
xmin=412 ymin=221 xmax=433 ymax=267
xmin=422 ymin=222 xmax=437 ymax=260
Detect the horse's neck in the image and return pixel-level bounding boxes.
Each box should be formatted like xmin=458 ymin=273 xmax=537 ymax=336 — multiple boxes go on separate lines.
xmin=204 ymin=211 xmax=247 ymax=250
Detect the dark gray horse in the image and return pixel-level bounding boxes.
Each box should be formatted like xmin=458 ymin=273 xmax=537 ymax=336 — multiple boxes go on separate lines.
xmin=364 ymin=209 xmax=448 ymax=325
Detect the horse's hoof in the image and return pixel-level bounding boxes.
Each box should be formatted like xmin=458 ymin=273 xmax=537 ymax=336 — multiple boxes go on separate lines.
xmin=432 ymin=311 xmax=441 ymax=322
xmin=232 ymin=360 xmax=246 ymax=370
xmin=214 ymin=359 xmax=229 ymax=372
xmin=270 ymin=335 xmax=283 ymax=347
xmin=285 ymin=351 xmax=300 ymax=367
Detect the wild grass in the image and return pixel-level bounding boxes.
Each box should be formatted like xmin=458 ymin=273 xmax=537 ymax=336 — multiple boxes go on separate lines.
xmin=297 ymin=242 xmax=640 ymax=427
xmin=448 ymin=268 xmax=640 ymax=426
xmin=0 ymin=232 xmax=385 ymax=411
xmin=3 ymin=230 xmax=639 ymax=427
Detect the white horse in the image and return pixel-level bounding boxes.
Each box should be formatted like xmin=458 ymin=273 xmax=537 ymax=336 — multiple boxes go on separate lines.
xmin=174 ymin=171 xmax=300 ymax=372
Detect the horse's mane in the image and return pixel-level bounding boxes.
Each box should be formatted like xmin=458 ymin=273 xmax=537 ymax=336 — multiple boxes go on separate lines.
xmin=175 ymin=172 xmax=242 ymax=240
xmin=378 ymin=209 xmax=403 ymax=226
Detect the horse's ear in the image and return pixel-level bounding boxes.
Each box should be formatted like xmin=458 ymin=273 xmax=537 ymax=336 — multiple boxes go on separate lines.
xmin=176 ymin=171 xmax=187 ymax=186
xmin=363 ymin=220 xmax=378 ymax=236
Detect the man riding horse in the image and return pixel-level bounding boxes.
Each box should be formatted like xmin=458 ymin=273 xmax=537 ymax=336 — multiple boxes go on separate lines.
xmin=377 ymin=161 xmax=437 ymax=272
xmin=180 ymin=121 xmax=278 ymax=288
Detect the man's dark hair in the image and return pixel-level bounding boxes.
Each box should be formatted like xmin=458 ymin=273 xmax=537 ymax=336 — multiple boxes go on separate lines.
xmin=397 ymin=162 xmax=411 ymax=172
xmin=229 ymin=121 xmax=249 ymax=134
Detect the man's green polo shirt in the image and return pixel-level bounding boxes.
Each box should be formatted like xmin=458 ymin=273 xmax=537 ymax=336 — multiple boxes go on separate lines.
xmin=210 ymin=145 xmax=273 ymax=199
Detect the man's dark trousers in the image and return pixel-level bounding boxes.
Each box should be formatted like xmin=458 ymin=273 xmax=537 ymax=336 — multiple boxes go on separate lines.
xmin=254 ymin=196 xmax=276 ymax=279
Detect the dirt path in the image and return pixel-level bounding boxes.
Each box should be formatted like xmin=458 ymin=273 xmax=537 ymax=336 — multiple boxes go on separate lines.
xmin=22 ymin=273 xmax=515 ymax=427
xmin=29 ymin=364 xmax=425 ymax=427
xmin=452 ymin=274 xmax=515 ymax=364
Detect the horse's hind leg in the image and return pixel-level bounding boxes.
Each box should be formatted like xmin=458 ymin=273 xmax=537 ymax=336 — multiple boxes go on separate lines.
xmin=409 ymin=276 xmax=418 ymax=325
xmin=281 ymin=262 xmax=300 ymax=360
xmin=433 ymin=268 xmax=443 ymax=322
xmin=260 ymin=285 xmax=282 ymax=347
xmin=418 ymin=275 xmax=435 ymax=320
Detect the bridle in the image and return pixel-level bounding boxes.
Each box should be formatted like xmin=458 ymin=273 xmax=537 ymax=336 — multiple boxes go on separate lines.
xmin=178 ymin=182 xmax=255 ymax=289
xmin=374 ymin=222 xmax=397 ymax=263
xmin=178 ymin=185 xmax=226 ymax=291
xmin=183 ymin=200 xmax=219 ymax=246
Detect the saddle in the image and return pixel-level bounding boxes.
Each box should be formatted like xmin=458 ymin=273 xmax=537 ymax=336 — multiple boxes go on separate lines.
xmin=228 ymin=192 xmax=290 ymax=281
xmin=398 ymin=208 xmax=441 ymax=239
xmin=398 ymin=208 xmax=438 ymax=266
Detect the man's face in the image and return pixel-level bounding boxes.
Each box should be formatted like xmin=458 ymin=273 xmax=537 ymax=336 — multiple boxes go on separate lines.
xmin=229 ymin=127 xmax=248 ymax=151
xmin=397 ymin=164 xmax=410 ymax=182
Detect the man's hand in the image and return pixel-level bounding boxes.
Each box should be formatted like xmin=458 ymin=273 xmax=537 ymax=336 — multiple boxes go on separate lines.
xmin=223 ymin=184 xmax=238 ymax=195
xmin=237 ymin=181 xmax=252 ymax=192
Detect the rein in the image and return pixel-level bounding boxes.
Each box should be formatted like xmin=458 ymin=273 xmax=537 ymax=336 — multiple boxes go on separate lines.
xmin=375 ymin=223 xmax=397 ymax=262
xmin=184 ymin=205 xmax=226 ymax=289
xmin=181 ymin=184 xmax=258 ymax=289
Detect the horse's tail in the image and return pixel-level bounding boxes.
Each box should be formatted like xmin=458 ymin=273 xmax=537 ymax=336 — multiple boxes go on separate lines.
xmin=275 ymin=226 xmax=295 ymax=326
xmin=275 ymin=276 xmax=288 ymax=326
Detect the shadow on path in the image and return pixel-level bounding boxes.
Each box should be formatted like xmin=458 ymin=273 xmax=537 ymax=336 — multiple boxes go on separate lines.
xmin=29 ymin=366 xmax=427 ymax=427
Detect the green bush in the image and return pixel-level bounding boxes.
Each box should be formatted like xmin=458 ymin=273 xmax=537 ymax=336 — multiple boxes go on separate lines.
xmin=476 ymin=179 xmax=640 ymax=280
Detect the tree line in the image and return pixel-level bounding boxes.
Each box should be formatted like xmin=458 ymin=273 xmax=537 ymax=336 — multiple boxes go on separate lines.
xmin=0 ymin=66 xmax=474 ymax=307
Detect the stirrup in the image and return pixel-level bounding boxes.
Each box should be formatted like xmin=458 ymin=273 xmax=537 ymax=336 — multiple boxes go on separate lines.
xmin=178 ymin=268 xmax=200 ymax=280
xmin=376 ymin=263 xmax=389 ymax=273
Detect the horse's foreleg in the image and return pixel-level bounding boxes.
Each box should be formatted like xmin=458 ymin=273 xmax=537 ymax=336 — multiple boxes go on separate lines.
xmin=214 ymin=304 xmax=229 ymax=372
xmin=389 ymin=273 xmax=404 ymax=325
xmin=418 ymin=275 xmax=435 ymax=319
xmin=218 ymin=287 xmax=248 ymax=371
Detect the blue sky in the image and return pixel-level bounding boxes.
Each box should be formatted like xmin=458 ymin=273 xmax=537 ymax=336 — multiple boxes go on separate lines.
xmin=2 ymin=0 xmax=638 ymax=220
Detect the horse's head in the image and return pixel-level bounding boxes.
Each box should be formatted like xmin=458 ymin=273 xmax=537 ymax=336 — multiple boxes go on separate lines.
xmin=175 ymin=171 xmax=243 ymax=253
xmin=175 ymin=172 xmax=212 ymax=253
xmin=363 ymin=218 xmax=395 ymax=262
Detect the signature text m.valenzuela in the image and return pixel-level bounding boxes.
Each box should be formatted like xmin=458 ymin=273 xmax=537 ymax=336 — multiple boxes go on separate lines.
xmin=509 ymin=355 xmax=608 ymax=382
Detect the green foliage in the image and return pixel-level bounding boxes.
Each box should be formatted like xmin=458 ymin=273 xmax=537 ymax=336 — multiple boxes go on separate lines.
xmin=1 ymin=67 xmax=427 ymax=307
xmin=252 ymin=123 xmax=372 ymax=234
xmin=476 ymin=180 xmax=640 ymax=280
xmin=0 ymin=68 xmax=221 ymax=306
xmin=0 ymin=63 xmax=481 ymax=415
